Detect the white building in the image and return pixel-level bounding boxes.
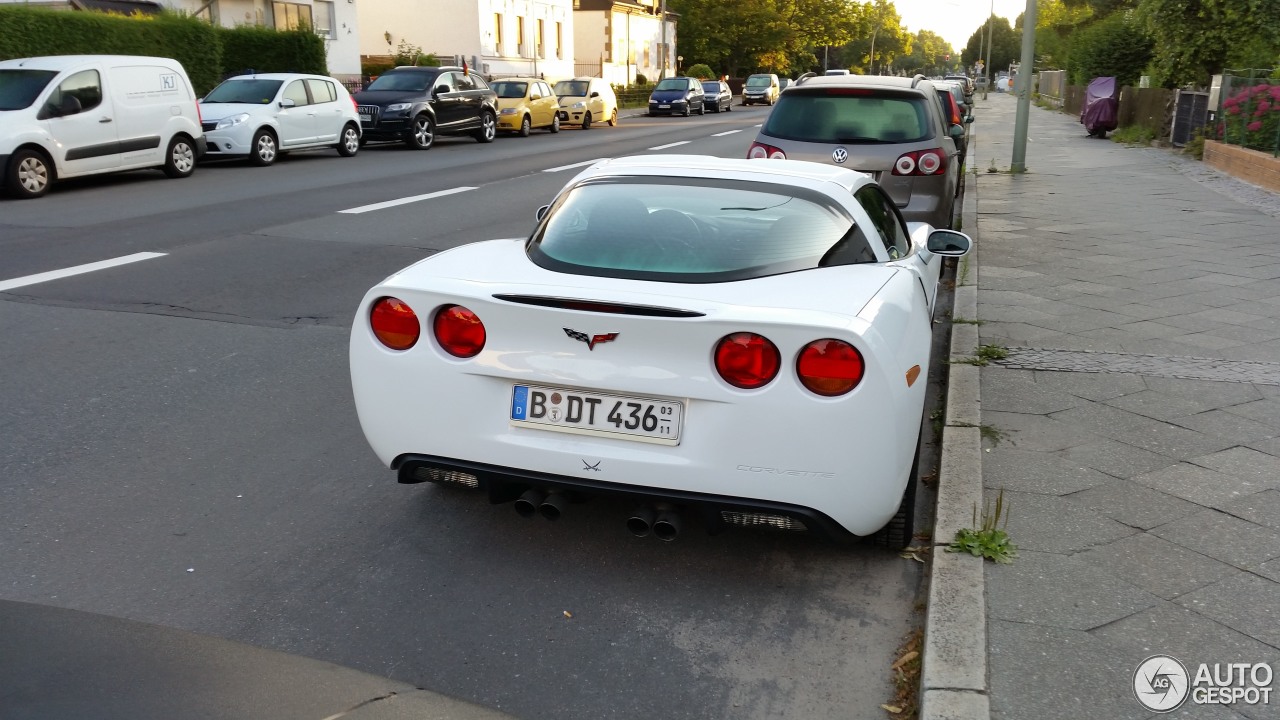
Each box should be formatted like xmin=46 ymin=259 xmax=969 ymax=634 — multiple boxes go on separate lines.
xmin=358 ymin=0 xmax=575 ymax=81
xmin=572 ymin=0 xmax=674 ymax=86
xmin=0 ymin=0 xmax=361 ymax=76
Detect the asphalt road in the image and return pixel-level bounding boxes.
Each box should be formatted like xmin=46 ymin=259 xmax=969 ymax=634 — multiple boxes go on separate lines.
xmin=0 ymin=103 xmax=930 ymax=720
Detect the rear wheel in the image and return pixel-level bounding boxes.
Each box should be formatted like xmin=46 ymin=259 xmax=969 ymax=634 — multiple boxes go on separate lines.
xmin=474 ymin=110 xmax=496 ymax=143
xmin=6 ymin=148 xmax=52 ymax=198
xmin=163 ymin=134 xmax=197 ymax=177
xmin=608 ymin=108 xmax=618 ymax=126
xmin=518 ymin=115 xmax=531 ymax=137
xmin=549 ymin=114 xmax=560 ymax=133
xmin=872 ymin=436 xmax=920 ymax=550
xmin=249 ymin=128 xmax=277 ymax=166
xmin=406 ymin=114 xmax=434 ymax=149
xmin=336 ymin=123 xmax=360 ymax=157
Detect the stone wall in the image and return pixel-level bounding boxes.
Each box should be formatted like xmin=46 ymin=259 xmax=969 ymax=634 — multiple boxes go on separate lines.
xmin=1204 ymin=140 xmax=1280 ymax=193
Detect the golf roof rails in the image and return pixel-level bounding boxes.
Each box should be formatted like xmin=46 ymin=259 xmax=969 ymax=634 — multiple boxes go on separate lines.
xmin=796 ymin=72 xmax=818 ymax=85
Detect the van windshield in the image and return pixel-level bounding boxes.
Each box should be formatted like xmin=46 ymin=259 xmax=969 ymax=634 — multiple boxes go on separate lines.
xmin=554 ymin=80 xmax=589 ymax=97
xmin=746 ymin=76 xmax=772 ymax=87
xmin=202 ymin=78 xmax=285 ymax=104
xmin=0 ymin=69 xmax=59 ymax=111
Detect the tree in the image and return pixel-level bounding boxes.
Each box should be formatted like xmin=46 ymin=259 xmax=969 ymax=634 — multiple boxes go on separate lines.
xmin=1065 ymin=11 xmax=1152 ymax=85
xmin=669 ymin=0 xmax=863 ymax=77
xmin=1137 ymin=0 xmax=1280 ymax=87
xmin=961 ymin=16 xmax=1020 ymax=77
xmin=838 ymin=0 xmax=910 ymax=74
xmin=893 ymin=29 xmax=953 ymax=75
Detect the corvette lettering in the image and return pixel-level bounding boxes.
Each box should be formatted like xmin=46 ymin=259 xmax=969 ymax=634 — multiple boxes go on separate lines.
xmin=564 ymin=327 xmax=619 ymax=350
xmin=737 ymin=465 xmax=835 ymax=479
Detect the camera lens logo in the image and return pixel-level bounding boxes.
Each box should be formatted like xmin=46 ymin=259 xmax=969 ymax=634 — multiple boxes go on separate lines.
xmin=1134 ymin=655 xmax=1190 ymax=712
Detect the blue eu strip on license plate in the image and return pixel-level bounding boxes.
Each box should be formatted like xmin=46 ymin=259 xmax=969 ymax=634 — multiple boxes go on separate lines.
xmin=511 ymin=385 xmax=530 ymax=420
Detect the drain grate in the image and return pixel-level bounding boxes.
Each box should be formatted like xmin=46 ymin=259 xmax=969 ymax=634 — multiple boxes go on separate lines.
xmin=994 ymin=347 xmax=1280 ymax=385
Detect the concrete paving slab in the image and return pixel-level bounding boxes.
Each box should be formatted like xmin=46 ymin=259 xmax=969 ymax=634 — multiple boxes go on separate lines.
xmin=981 ymin=410 xmax=1102 ymax=453
xmin=1174 ymin=574 xmax=1280 ymax=649
xmin=1213 ymin=489 xmax=1280 ymax=530
xmin=1191 ymin=446 xmax=1280 ymax=486
xmin=982 ymin=446 xmax=1113 ymax=495
xmin=1058 ymin=439 xmax=1180 ymax=479
xmin=986 ymin=551 xmax=1157 ymax=630
xmin=1130 ymin=462 xmax=1274 ymax=509
xmin=1050 ymin=403 xmax=1236 ymax=460
xmin=1150 ymin=509 xmax=1280 ymax=570
xmin=1076 ymin=532 xmax=1237 ymax=600
xmin=980 ymin=368 xmax=1082 ymax=415
xmin=1066 ymin=479 xmax=1203 ymax=530
xmin=922 ymin=549 xmax=986 ymax=693
xmin=992 ymin=491 xmax=1139 ymax=553
xmin=1171 ymin=410 xmax=1280 ymax=445
xmin=1031 ymin=370 xmax=1148 ymax=401
xmin=1106 ymin=389 xmax=1246 ymax=424
xmin=920 ymin=690 xmax=990 ymax=720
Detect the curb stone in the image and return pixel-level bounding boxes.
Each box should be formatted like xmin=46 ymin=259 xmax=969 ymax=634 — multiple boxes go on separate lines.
xmin=921 ymin=153 xmax=990 ymax=720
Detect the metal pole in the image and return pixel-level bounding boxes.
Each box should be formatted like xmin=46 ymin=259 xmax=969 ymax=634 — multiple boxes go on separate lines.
xmin=1010 ymin=0 xmax=1037 ymax=172
xmin=982 ymin=0 xmax=993 ymax=99
xmin=660 ymin=0 xmax=667 ymax=80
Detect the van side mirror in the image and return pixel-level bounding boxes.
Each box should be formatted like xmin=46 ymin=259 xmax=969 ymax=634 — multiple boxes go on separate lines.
xmin=590 ymin=91 xmax=600 ymax=98
xmin=279 ymin=98 xmax=296 ymax=108
xmin=58 ymin=95 xmax=83 ymax=116
xmin=536 ymin=205 xmax=550 ymax=221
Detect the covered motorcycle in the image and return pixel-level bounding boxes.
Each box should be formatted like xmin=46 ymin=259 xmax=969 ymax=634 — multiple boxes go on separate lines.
xmin=1081 ymin=76 xmax=1119 ymax=138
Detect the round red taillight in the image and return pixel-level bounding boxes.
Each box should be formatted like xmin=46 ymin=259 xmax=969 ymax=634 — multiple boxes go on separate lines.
xmin=918 ymin=150 xmax=942 ymax=175
xmin=714 ymin=333 xmax=780 ymax=389
xmin=768 ymin=149 xmax=786 ymax=160
xmin=894 ymin=154 xmax=916 ymax=175
xmin=433 ymin=304 xmax=486 ymax=358
xmin=370 ymin=297 xmax=420 ymax=350
xmin=748 ymin=144 xmax=769 ymax=159
xmin=796 ymin=339 xmax=864 ymax=396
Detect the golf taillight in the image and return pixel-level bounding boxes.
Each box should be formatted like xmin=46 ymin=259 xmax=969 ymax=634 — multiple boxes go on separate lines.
xmin=351 ymin=96 xmax=359 ymax=112
xmin=714 ymin=333 xmax=781 ymax=389
xmin=433 ymin=304 xmax=486 ymax=358
xmin=892 ymin=149 xmax=946 ymax=176
xmin=748 ymin=141 xmax=786 ymax=160
xmin=796 ymin=339 xmax=864 ymax=396
xmin=370 ymin=297 xmax=420 ymax=350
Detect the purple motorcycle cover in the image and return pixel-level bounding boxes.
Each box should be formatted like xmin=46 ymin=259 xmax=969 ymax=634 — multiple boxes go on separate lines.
xmin=1081 ymin=76 xmax=1119 ymax=131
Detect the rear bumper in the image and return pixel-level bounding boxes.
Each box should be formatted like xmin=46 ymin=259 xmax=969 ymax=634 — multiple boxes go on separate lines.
xmin=394 ymin=453 xmax=857 ymax=541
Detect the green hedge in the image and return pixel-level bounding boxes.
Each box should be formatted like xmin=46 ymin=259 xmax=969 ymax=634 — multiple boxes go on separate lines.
xmin=216 ymin=25 xmax=325 ymax=79
xmin=0 ymin=6 xmax=327 ymax=95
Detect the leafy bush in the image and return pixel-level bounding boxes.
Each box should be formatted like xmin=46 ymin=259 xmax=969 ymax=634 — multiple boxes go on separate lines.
xmin=391 ymin=40 xmax=437 ymax=67
xmin=1066 ymin=12 xmax=1152 ymax=87
xmin=1220 ymin=83 xmax=1280 ymax=152
xmin=1110 ymin=125 xmax=1157 ymax=145
xmin=684 ymin=63 xmax=715 ymax=80
xmin=635 ymin=73 xmax=648 ymax=85
xmin=216 ymin=25 xmax=325 ymax=78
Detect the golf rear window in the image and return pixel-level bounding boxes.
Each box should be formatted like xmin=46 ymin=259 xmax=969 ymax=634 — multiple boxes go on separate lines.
xmin=764 ymin=91 xmax=932 ymax=144
xmin=527 ymin=177 xmax=875 ymax=283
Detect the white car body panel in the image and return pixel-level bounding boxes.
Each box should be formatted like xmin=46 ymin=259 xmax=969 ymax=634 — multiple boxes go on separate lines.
xmin=200 ymin=73 xmax=360 ymax=159
xmin=350 ymin=156 xmax=963 ymax=538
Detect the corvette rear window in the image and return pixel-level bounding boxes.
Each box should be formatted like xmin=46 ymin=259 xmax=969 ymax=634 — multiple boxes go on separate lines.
xmin=527 ymin=177 xmax=876 ymax=283
xmin=764 ymin=91 xmax=932 ymax=144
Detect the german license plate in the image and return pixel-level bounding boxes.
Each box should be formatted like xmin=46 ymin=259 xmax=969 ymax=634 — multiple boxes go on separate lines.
xmin=359 ymin=113 xmax=371 ymax=122
xmin=658 ymin=104 xmax=670 ymax=109
xmin=510 ymin=385 xmax=682 ymax=445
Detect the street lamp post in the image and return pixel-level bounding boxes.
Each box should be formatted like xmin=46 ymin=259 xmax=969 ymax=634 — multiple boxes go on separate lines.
xmin=982 ymin=0 xmax=993 ymax=99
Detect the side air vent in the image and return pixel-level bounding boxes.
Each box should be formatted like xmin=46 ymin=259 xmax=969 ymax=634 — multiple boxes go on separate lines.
xmin=492 ymin=295 xmax=704 ymax=318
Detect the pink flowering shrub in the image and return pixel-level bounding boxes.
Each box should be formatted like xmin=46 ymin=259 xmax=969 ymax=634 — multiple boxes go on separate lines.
xmin=1221 ymin=82 xmax=1280 ymax=152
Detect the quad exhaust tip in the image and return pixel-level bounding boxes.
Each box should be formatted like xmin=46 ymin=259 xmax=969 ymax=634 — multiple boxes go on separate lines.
xmin=627 ymin=506 xmax=656 ymax=537
xmin=514 ymin=489 xmax=545 ymax=518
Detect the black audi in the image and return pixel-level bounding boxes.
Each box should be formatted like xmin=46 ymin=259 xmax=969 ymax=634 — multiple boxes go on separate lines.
xmin=353 ymin=66 xmax=498 ymax=149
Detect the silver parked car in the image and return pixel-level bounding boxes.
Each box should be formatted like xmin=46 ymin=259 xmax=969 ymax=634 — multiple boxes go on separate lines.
xmin=747 ymin=74 xmax=962 ymax=229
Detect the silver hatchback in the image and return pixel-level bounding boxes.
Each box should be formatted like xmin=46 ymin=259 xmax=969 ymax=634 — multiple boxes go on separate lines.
xmin=748 ymin=74 xmax=962 ymax=228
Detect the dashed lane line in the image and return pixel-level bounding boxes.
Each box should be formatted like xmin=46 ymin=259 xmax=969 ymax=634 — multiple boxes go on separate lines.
xmin=648 ymin=141 xmax=691 ymax=150
xmin=543 ymin=158 xmax=610 ymax=173
xmin=711 ymin=129 xmax=743 ymax=137
xmin=338 ymin=186 xmax=477 ymax=214
xmin=0 ymin=252 xmax=168 ymax=293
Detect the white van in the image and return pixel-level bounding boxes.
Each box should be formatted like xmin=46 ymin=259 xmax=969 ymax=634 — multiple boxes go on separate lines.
xmin=0 ymin=55 xmax=205 ymax=199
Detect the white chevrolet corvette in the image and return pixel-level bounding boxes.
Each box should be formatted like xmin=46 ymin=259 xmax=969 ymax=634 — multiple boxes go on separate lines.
xmin=350 ymin=155 xmax=970 ymax=547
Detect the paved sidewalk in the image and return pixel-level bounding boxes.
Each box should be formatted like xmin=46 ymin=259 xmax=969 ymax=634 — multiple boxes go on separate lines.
xmin=970 ymin=94 xmax=1280 ymax=719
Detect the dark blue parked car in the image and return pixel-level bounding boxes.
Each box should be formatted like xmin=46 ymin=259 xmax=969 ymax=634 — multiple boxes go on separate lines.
xmin=648 ymin=77 xmax=705 ymax=117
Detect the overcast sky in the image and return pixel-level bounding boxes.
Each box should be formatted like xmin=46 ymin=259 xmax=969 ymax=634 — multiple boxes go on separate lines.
xmin=893 ymin=0 xmax=1030 ymax=51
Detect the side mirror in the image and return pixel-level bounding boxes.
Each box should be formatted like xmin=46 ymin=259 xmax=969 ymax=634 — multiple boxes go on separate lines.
xmin=964 ymin=114 xmax=974 ymax=124
xmin=949 ymin=124 xmax=965 ymax=139
xmin=279 ymin=98 xmax=296 ymax=108
xmin=590 ymin=91 xmax=600 ymax=98
xmin=926 ymin=229 xmax=971 ymax=256
xmin=530 ymin=93 xmax=541 ymax=101
xmin=536 ymin=205 xmax=550 ymax=221
xmin=59 ymin=94 xmax=83 ymax=116
xmin=435 ymin=85 xmax=450 ymax=95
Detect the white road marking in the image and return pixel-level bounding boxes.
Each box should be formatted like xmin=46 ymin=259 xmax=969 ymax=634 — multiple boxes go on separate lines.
xmin=711 ymin=129 xmax=742 ymax=137
xmin=339 ymin=186 xmax=477 ymax=214
xmin=543 ymin=158 xmax=609 ymax=173
xmin=754 ymin=123 xmax=763 ymax=127
xmin=0 ymin=252 xmax=166 ymax=292
xmin=648 ymin=141 xmax=690 ymax=150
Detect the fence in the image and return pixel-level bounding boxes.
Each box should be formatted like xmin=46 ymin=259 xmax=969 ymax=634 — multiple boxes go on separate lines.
xmin=1217 ymin=69 xmax=1280 ymax=157
xmin=1037 ymin=70 xmax=1066 ymax=105
xmin=1060 ymin=84 xmax=1174 ymax=140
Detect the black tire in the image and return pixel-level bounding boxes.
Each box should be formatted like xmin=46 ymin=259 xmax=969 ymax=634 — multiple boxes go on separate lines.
xmin=163 ymin=134 xmax=197 ymax=177
xmin=248 ymin=128 xmax=278 ymax=166
xmin=549 ymin=113 xmax=560 ymax=133
xmin=358 ymin=136 xmax=368 ymax=148
xmin=872 ymin=436 xmax=921 ymax=550
xmin=582 ymin=112 xmax=592 ymax=130
xmin=405 ymin=114 xmax=434 ymax=149
xmin=518 ymin=115 xmax=531 ymax=137
xmin=474 ymin=111 xmax=496 ymax=143
xmin=726 ymin=102 xmax=732 ymax=112
xmin=608 ymin=108 xmax=618 ymax=126
xmin=6 ymin=148 xmax=52 ymax=199
xmin=336 ymin=123 xmax=360 ymax=157
xmin=698 ymin=103 xmax=706 ymax=115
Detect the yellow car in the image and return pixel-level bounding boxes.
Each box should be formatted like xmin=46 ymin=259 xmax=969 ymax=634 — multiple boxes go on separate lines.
xmin=492 ymin=77 xmax=561 ymax=136
xmin=553 ymin=77 xmax=619 ymax=129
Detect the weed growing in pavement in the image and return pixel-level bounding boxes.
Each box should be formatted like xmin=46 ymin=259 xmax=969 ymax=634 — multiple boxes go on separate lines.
xmin=950 ymin=421 xmax=1011 ymax=447
xmin=947 ymin=488 xmax=1018 ymax=564
xmin=957 ymin=255 xmax=971 ymax=285
xmin=1184 ymin=128 xmax=1206 ymax=160
xmin=1111 ymin=125 xmax=1158 ymax=145
xmin=949 ymin=343 xmax=1008 ymax=366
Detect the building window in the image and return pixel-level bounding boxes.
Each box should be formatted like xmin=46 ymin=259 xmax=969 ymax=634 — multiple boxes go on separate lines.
xmin=313 ymin=0 xmax=333 ymax=37
xmin=537 ymin=18 xmax=544 ymax=58
xmin=494 ymin=13 xmax=503 ymax=53
xmin=556 ymin=22 xmax=562 ymax=59
xmin=272 ymin=1 xmax=312 ymax=31
xmin=516 ymin=15 xmax=525 ymax=54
